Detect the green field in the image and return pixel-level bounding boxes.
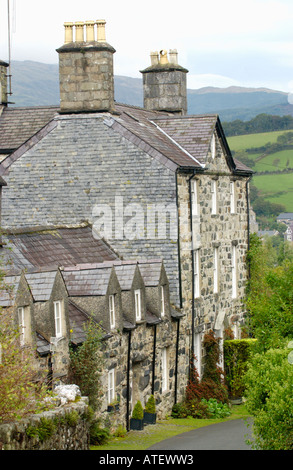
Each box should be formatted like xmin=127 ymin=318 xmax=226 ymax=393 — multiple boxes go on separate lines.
xmin=227 ymin=130 xmax=293 ymax=212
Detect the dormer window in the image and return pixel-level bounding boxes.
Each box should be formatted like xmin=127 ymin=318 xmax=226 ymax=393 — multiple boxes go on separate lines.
xmin=211 ymin=179 xmax=218 ymax=215
xmin=230 ymin=181 xmax=236 ymax=214
xmin=160 ymin=286 xmax=165 ymax=317
xmin=54 ymin=301 xmax=62 ymax=338
xmin=109 ymin=294 xmax=115 ymax=329
xmin=18 ymin=307 xmax=25 ymax=346
xmin=134 ymin=289 xmax=141 ymax=321
xmin=211 ymin=134 xmax=216 ymax=159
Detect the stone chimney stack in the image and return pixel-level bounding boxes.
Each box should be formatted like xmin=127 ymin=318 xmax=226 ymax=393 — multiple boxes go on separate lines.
xmin=0 ymin=60 xmax=9 ymax=106
xmin=56 ymin=20 xmax=116 ymax=114
xmin=140 ymin=49 xmax=188 ymax=115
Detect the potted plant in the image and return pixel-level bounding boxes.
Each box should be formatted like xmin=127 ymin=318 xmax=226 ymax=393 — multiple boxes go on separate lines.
xmin=130 ymin=400 xmax=144 ymax=430
xmin=144 ymin=394 xmax=156 ymax=425
xmin=107 ymin=398 xmax=120 ymax=412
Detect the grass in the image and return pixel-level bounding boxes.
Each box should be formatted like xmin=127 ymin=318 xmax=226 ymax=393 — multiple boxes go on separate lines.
xmin=91 ymin=404 xmax=251 ymax=451
xmin=227 ymin=130 xmax=293 ymax=212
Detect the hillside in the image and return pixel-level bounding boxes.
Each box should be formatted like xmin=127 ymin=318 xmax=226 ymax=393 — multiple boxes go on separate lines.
xmin=7 ymin=60 xmax=293 ymax=122
xmin=227 ymin=130 xmax=293 ymax=217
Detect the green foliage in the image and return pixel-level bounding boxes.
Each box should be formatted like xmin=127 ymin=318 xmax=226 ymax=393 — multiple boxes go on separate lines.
xmin=0 ymin=307 xmax=52 ymax=423
xmin=246 ymin=234 xmax=293 ymax=352
xmin=244 ymin=348 xmax=293 ymax=449
xmin=69 ymin=319 xmax=104 ymax=410
xmin=201 ymin=399 xmax=231 ymax=419
xmin=144 ymin=395 xmax=156 ymax=414
xmin=89 ymin=420 xmax=110 ymax=446
xmin=64 ymin=410 xmax=79 ymax=427
xmin=26 ymin=417 xmax=56 ymax=443
xmin=223 ymin=114 xmax=293 ymax=137
xmin=131 ymin=401 xmax=144 ymax=420
xmin=224 ymin=339 xmax=257 ymax=398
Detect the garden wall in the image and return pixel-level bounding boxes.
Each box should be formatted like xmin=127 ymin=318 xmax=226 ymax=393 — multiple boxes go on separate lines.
xmin=0 ymin=397 xmax=89 ymax=450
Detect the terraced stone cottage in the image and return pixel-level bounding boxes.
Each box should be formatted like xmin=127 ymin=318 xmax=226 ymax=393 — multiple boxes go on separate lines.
xmin=0 ymin=19 xmax=253 ymax=429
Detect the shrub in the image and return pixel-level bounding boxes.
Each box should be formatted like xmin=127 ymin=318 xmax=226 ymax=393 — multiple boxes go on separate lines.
xmin=244 ymin=347 xmax=293 ymax=450
xmin=131 ymin=401 xmax=144 ymax=420
xmin=224 ymin=338 xmax=257 ymax=398
xmin=201 ymin=398 xmax=231 ymax=418
xmin=89 ymin=420 xmax=110 ymax=446
xmin=145 ymin=395 xmax=156 ymax=414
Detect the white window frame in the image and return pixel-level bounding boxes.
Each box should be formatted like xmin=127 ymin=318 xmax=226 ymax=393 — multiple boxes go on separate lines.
xmin=232 ymin=244 xmax=237 ymax=299
xmin=108 ymin=369 xmax=115 ymax=404
xmin=162 ymin=348 xmax=168 ymax=392
xmin=211 ymin=179 xmax=218 ymax=215
xmin=109 ymin=294 xmax=115 ymax=329
xmin=54 ymin=301 xmax=62 ymax=338
xmin=211 ymin=133 xmax=216 ymax=159
xmin=193 ymin=249 xmax=200 ymax=298
xmin=18 ymin=306 xmax=25 ymax=346
xmin=134 ymin=289 xmax=141 ymax=321
xmin=191 ymin=179 xmax=199 ymax=217
xmin=230 ymin=181 xmax=236 ymax=214
xmin=160 ymin=286 xmax=165 ymax=317
xmin=194 ymin=333 xmax=202 ymax=379
xmin=213 ymin=246 xmax=219 ymax=294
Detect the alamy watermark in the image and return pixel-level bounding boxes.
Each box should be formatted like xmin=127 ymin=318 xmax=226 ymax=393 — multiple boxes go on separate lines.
xmin=92 ymin=194 xmax=180 ymax=241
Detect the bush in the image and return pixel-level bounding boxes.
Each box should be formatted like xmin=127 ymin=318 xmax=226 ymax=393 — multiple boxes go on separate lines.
xmin=145 ymin=395 xmax=156 ymax=414
xmin=244 ymin=347 xmax=293 ymax=449
xmin=89 ymin=420 xmax=110 ymax=446
xmin=132 ymin=401 xmax=144 ymax=420
xmin=201 ymin=398 xmax=231 ymax=418
xmin=224 ymin=338 xmax=257 ymax=398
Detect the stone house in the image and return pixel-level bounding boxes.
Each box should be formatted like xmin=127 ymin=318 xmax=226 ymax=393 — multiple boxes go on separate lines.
xmin=0 ymin=19 xmax=253 ymax=423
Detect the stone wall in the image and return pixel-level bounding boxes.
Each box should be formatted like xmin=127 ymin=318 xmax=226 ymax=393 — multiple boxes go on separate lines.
xmin=0 ymin=397 xmax=89 ymax=450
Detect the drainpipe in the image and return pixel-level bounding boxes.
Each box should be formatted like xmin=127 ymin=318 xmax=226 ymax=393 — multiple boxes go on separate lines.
xmin=152 ymin=324 xmax=157 ymax=394
xmin=126 ymin=330 xmax=131 ymax=432
xmin=174 ymin=317 xmax=180 ymax=404
xmin=188 ymin=170 xmax=197 ymax=376
xmin=175 ymin=170 xmax=183 ymax=309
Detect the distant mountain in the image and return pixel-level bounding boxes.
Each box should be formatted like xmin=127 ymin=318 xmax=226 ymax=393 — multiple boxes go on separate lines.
xmin=7 ymin=60 xmax=293 ymax=122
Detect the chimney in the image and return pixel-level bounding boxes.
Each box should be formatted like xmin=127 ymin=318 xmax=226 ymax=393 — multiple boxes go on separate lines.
xmin=0 ymin=60 xmax=9 ymax=106
xmin=56 ymin=20 xmax=116 ymax=114
xmin=140 ymin=49 xmax=188 ymax=115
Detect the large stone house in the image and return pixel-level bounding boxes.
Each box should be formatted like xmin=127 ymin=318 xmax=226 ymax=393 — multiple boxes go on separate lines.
xmin=0 ymin=20 xmax=253 ymax=427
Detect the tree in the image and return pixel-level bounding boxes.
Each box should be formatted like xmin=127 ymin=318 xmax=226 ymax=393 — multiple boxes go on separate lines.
xmin=69 ymin=319 xmax=104 ymax=410
xmin=0 ymin=307 xmax=50 ymax=423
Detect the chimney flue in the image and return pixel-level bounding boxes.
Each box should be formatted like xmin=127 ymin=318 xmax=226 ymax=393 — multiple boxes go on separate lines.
xmin=57 ymin=19 xmax=116 ymax=114
xmin=140 ymin=49 xmax=188 ymax=115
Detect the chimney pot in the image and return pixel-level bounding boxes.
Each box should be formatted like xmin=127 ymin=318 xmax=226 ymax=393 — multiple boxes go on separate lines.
xmin=169 ymin=49 xmax=178 ymax=65
xmin=75 ymin=21 xmax=85 ymax=42
xmin=159 ymin=50 xmax=169 ymax=65
xmin=150 ymin=51 xmax=159 ymax=66
xmin=85 ymin=21 xmax=95 ymax=42
xmin=64 ymin=22 xmax=74 ymax=44
xmin=96 ymin=19 xmax=106 ymax=42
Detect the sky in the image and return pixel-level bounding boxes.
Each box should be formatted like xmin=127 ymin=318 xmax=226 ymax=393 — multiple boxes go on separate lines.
xmin=0 ymin=0 xmax=293 ymax=94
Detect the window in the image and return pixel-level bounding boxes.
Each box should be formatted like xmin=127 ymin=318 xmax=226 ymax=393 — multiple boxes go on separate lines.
xmin=109 ymin=295 xmax=115 ymax=329
xmin=18 ymin=307 xmax=25 ymax=346
xmin=211 ymin=179 xmax=218 ymax=214
xmin=134 ymin=289 xmax=141 ymax=321
xmin=232 ymin=244 xmax=237 ymax=298
xmin=193 ymin=249 xmax=200 ymax=298
xmin=213 ymin=246 xmax=219 ymax=294
xmin=194 ymin=333 xmax=202 ymax=378
xmin=191 ymin=179 xmax=199 ymax=217
xmin=54 ymin=301 xmax=62 ymax=338
xmin=108 ymin=369 xmax=115 ymax=404
xmin=162 ymin=348 xmax=168 ymax=392
xmin=211 ymin=134 xmax=216 ymax=159
xmin=160 ymin=286 xmax=165 ymax=317
xmin=230 ymin=181 xmax=236 ymax=214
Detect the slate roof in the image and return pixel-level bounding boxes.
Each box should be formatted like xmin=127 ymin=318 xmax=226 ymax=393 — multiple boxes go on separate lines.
xmin=0 ymin=102 xmax=253 ymax=174
xmin=0 ymin=105 xmax=59 ymax=155
xmin=25 ymin=270 xmax=57 ymax=301
xmin=0 ymin=274 xmax=20 ymax=306
xmin=2 ymin=225 xmax=118 ymax=275
xmin=62 ymin=264 xmax=113 ymax=297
